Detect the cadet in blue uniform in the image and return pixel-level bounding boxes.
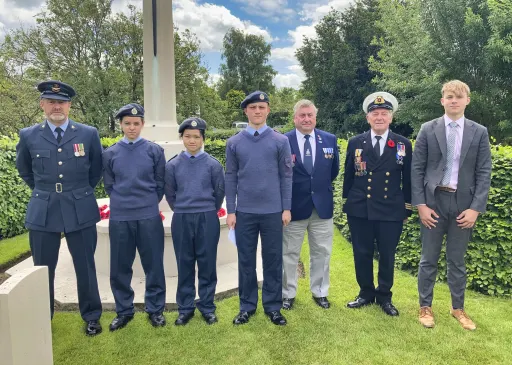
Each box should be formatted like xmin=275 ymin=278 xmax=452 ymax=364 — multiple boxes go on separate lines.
xmin=102 ymin=104 xmax=167 ymax=331
xmin=164 ymin=117 xmax=225 ymax=326
xmin=225 ymin=91 xmax=293 ymax=326
xmin=16 ymin=80 xmax=103 ymax=336
xmin=343 ymin=92 xmax=412 ymax=316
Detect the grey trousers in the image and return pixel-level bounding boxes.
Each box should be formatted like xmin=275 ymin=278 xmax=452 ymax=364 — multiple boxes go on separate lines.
xmin=418 ymin=190 xmax=473 ymax=309
xmin=282 ymin=209 xmax=334 ymax=299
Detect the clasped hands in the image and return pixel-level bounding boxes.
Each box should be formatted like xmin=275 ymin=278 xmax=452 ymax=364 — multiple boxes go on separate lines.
xmin=417 ymin=205 xmax=479 ymax=229
xmin=226 ymin=210 xmax=292 ymax=230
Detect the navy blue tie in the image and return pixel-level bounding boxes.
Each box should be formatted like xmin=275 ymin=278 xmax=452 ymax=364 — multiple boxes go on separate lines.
xmin=55 ymin=127 xmax=63 ymax=143
xmin=303 ymin=135 xmax=313 ymax=174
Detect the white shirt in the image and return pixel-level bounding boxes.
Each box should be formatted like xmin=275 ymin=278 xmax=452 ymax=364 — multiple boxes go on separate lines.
xmin=295 ymin=129 xmax=316 ymax=166
xmin=444 ymin=114 xmax=465 ymax=189
xmin=370 ymin=129 xmax=389 ymax=156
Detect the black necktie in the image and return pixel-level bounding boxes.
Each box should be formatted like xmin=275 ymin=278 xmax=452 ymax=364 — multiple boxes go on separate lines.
xmin=190 ymin=156 xmax=195 ymax=159
xmin=129 ymin=142 xmax=133 ymax=145
xmin=55 ymin=127 xmax=63 ymax=143
xmin=374 ymin=136 xmax=382 ymax=159
xmin=303 ymin=135 xmax=313 ymax=174
xmin=254 ymin=131 xmax=259 ymax=137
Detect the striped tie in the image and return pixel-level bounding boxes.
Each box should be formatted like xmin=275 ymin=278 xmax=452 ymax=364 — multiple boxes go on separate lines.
xmin=441 ymin=122 xmax=459 ymax=186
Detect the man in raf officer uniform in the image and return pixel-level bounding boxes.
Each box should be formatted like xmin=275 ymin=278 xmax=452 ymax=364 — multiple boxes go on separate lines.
xmin=16 ymin=81 xmax=103 ymax=336
xmin=342 ymin=92 xmax=412 ymax=316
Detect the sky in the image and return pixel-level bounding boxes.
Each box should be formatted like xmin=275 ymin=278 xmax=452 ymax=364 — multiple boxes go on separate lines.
xmin=0 ymin=0 xmax=354 ymax=89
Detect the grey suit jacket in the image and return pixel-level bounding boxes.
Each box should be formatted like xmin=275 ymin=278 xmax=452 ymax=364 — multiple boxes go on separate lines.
xmin=411 ymin=117 xmax=492 ymax=213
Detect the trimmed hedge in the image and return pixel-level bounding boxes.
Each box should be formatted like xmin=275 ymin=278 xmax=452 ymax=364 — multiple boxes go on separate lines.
xmin=2 ymin=134 xmax=512 ymax=298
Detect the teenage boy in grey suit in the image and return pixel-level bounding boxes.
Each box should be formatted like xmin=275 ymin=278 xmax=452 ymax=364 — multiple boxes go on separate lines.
xmin=412 ymin=80 xmax=492 ymax=331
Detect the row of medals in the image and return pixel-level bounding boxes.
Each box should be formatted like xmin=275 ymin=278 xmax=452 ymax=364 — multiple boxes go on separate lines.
xmin=73 ymin=143 xmax=86 ymax=157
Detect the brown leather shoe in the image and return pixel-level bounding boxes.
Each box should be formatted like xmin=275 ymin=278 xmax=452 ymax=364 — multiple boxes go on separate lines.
xmin=419 ymin=306 xmax=435 ymax=328
xmin=450 ymin=308 xmax=476 ymax=331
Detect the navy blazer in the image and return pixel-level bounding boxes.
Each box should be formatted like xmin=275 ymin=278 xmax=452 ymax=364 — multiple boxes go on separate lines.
xmin=16 ymin=120 xmax=103 ymax=232
xmin=342 ymin=130 xmax=412 ymax=221
xmin=286 ymin=129 xmax=340 ymax=221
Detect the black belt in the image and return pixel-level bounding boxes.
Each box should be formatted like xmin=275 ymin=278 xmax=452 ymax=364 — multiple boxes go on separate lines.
xmin=34 ymin=183 xmax=90 ymax=193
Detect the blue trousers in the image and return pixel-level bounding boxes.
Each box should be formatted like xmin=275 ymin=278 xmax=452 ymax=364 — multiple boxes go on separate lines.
xmin=29 ymin=226 xmax=102 ymax=321
xmin=235 ymin=211 xmax=283 ymax=313
xmin=109 ymin=215 xmax=166 ymax=316
xmin=171 ymin=211 xmax=220 ymax=314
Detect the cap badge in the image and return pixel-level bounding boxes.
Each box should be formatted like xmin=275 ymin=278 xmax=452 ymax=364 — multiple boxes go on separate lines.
xmin=51 ymin=84 xmax=61 ymax=93
xmin=131 ymin=107 xmax=138 ymax=115
xmin=375 ymin=96 xmax=385 ymax=104
xmin=259 ymin=93 xmax=265 ymax=100
xmin=191 ymin=121 xmax=198 ymax=127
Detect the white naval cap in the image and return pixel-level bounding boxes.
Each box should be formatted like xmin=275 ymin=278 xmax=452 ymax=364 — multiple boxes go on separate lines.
xmin=363 ymin=92 xmax=399 ymax=113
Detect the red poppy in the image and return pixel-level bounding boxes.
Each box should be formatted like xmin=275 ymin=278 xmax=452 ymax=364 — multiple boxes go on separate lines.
xmin=159 ymin=211 xmax=165 ymax=220
xmin=387 ymin=139 xmax=395 ymax=148
xmin=217 ymin=208 xmax=227 ymax=218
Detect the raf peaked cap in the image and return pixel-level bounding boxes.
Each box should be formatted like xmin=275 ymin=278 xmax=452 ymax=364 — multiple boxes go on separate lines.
xmin=179 ymin=117 xmax=207 ymax=133
xmin=37 ymin=80 xmax=76 ymax=101
xmin=363 ymin=92 xmax=399 ymax=113
xmin=115 ymin=103 xmax=145 ymax=120
xmin=240 ymin=91 xmax=270 ymax=109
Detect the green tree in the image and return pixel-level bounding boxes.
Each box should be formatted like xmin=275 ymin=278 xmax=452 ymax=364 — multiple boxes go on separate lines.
xmin=218 ymin=28 xmax=276 ymax=98
xmin=0 ymin=0 xmax=211 ymax=137
xmin=224 ymin=89 xmax=246 ymax=124
xmin=370 ymin=0 xmax=512 ymax=141
xmin=296 ymin=0 xmax=381 ymax=137
xmin=268 ymin=87 xmax=300 ymax=127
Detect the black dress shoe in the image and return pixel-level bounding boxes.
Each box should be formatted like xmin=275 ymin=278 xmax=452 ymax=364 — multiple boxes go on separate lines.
xmin=149 ymin=313 xmax=166 ymax=327
xmin=282 ymin=298 xmax=295 ymax=310
xmin=174 ymin=312 xmax=194 ymax=326
xmin=380 ymin=302 xmax=399 ymax=316
xmin=347 ymin=296 xmax=375 ymax=309
xmin=202 ymin=312 xmax=218 ymax=325
xmin=232 ymin=310 xmax=256 ymax=325
xmin=265 ymin=310 xmax=287 ymax=326
xmin=313 ymin=296 xmax=330 ymax=309
xmin=109 ymin=315 xmax=134 ymax=331
xmin=85 ymin=320 xmax=102 ymax=336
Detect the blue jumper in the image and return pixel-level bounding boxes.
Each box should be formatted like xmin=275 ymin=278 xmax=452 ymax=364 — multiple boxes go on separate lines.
xmin=164 ymin=152 xmax=225 ymax=213
xmin=102 ymin=139 xmax=165 ymax=220
xmin=225 ymin=128 xmax=293 ymax=214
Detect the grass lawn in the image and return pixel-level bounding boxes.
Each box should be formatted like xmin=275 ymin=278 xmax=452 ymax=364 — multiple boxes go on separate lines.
xmin=0 ymin=232 xmax=30 ymax=268
xmin=50 ymin=229 xmax=512 ymax=365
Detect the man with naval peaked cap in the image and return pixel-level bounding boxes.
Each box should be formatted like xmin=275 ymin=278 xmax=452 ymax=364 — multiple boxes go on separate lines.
xmin=103 ymin=103 xmax=167 ymax=331
xmin=16 ymin=80 xmax=104 ymax=336
xmin=342 ymin=91 xmax=412 ymax=317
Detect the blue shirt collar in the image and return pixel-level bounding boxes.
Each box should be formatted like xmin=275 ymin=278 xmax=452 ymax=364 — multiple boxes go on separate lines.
xmin=184 ymin=150 xmax=204 ymax=158
xmin=245 ymin=124 xmax=268 ymax=136
xmin=46 ymin=119 xmax=69 ymax=132
xmin=121 ymin=136 xmax=143 ymax=144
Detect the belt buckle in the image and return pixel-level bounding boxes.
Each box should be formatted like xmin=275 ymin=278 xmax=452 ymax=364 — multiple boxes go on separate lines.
xmin=55 ymin=183 xmax=63 ymax=193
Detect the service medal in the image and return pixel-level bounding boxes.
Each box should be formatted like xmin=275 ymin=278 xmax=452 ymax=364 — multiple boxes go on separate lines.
xmin=73 ymin=144 xmax=80 ymax=157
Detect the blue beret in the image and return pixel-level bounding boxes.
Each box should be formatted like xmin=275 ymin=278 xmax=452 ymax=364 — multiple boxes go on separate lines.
xmin=37 ymin=80 xmax=76 ymax=101
xmin=240 ymin=91 xmax=269 ymax=109
xmin=115 ymin=103 xmax=145 ymax=120
xmin=179 ymin=117 xmax=207 ymax=133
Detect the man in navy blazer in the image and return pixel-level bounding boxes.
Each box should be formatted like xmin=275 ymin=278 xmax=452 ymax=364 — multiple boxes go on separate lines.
xmin=16 ymin=81 xmax=103 ymax=336
xmin=282 ymin=100 xmax=339 ymax=310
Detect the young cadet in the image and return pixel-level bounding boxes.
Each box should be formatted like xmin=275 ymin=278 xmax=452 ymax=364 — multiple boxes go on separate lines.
xmin=225 ymin=91 xmax=293 ymax=326
xmin=413 ymin=80 xmax=491 ymax=330
xmin=343 ymin=92 xmax=412 ymax=317
xmin=102 ymin=103 xmax=167 ymax=331
xmin=164 ymin=117 xmax=225 ymax=326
